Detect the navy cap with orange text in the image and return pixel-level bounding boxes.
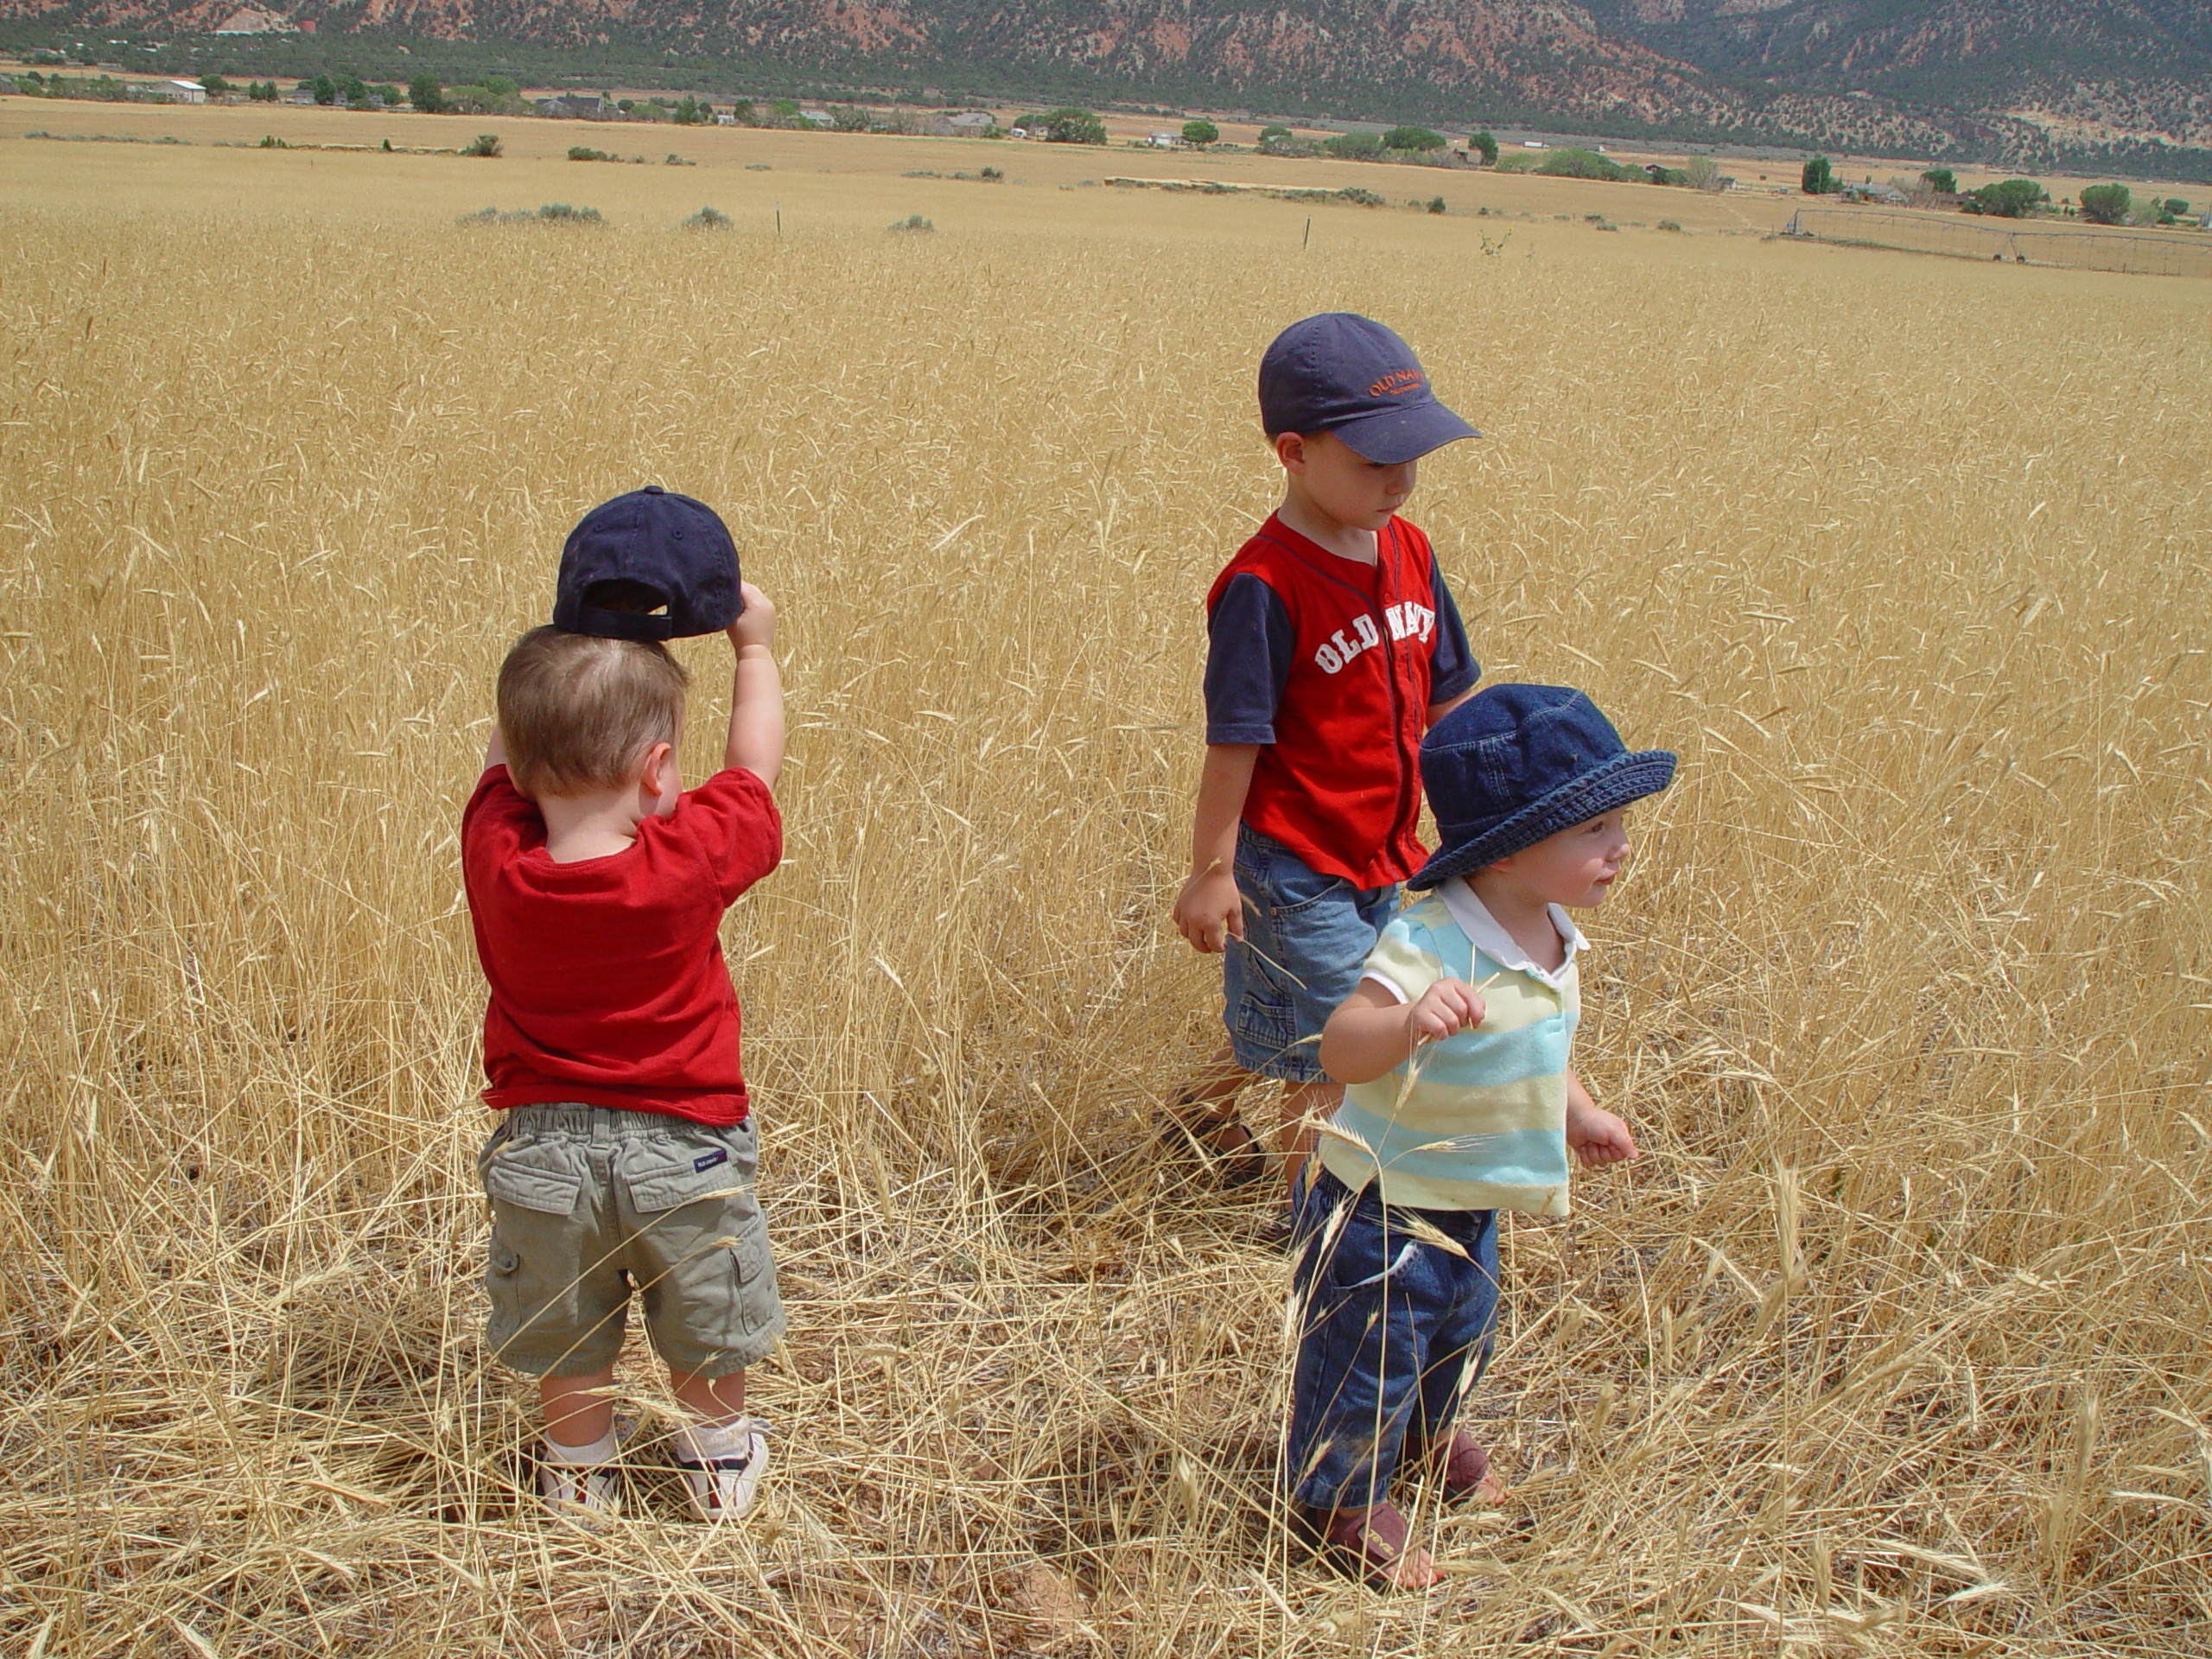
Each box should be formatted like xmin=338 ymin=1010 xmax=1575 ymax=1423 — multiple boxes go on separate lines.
xmin=1258 ymin=313 xmax=1480 ymax=465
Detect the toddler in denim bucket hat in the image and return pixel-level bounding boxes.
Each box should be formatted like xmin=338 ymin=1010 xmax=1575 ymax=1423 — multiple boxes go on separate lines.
xmin=1286 ymin=685 xmax=1674 ymax=1588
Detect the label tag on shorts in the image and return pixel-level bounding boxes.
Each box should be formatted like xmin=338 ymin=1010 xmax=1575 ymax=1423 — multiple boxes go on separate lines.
xmin=693 ymin=1148 xmax=728 ymax=1173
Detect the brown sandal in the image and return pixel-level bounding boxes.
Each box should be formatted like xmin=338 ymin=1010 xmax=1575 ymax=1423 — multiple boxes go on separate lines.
xmin=1404 ymin=1429 xmax=1507 ymax=1504
xmin=1159 ymin=1104 xmax=1268 ymax=1188
xmin=1313 ymin=1501 xmax=1441 ymax=1591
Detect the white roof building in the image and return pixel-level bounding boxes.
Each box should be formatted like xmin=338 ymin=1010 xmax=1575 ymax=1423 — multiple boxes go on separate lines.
xmin=162 ymin=79 xmax=208 ymax=103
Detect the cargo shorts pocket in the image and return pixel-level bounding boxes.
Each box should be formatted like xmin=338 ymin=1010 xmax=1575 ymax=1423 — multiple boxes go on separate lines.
xmin=480 ymin=1135 xmax=587 ymax=1217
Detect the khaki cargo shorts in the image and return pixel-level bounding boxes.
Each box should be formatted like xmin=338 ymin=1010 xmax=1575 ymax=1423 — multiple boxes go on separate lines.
xmin=479 ymin=1104 xmax=784 ymax=1379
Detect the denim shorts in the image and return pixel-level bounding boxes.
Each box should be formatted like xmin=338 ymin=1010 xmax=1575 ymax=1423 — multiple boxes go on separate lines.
xmin=1284 ymin=1168 xmax=1501 ymax=1511
xmin=479 ymin=1105 xmax=784 ymax=1380
xmin=1222 ymin=825 xmax=1401 ymax=1083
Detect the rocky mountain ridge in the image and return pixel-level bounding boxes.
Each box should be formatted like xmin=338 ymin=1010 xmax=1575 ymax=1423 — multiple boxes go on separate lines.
xmin=6 ymin=0 xmax=2209 ymax=165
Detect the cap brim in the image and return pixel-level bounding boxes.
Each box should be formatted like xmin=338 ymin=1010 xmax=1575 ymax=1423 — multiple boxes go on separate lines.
xmin=1408 ymin=750 xmax=1677 ymax=890
xmin=1332 ymin=401 xmax=1482 ymax=465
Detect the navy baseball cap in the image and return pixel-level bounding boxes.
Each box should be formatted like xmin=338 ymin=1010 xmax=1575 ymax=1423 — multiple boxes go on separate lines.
xmin=552 ymin=486 xmax=742 ymax=641
xmin=1409 ymin=684 xmax=1675 ymax=890
xmin=1259 ymin=314 xmax=1480 ymax=464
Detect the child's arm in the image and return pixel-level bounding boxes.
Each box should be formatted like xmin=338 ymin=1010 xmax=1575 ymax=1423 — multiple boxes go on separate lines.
xmin=1564 ymin=1069 xmax=1638 ymax=1166
xmin=1171 ymin=743 xmax=1258 ymax=953
xmin=1320 ymin=978 xmax=1486 ymax=1084
xmin=723 ymin=582 xmax=784 ymax=788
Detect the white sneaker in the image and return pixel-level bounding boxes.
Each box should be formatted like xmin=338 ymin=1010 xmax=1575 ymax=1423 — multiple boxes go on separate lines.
xmin=674 ymin=1421 xmax=769 ymax=1522
xmin=540 ymin=1458 xmax=621 ymax=1518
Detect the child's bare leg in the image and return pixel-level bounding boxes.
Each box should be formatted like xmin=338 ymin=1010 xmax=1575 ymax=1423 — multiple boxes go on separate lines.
xmin=1178 ymin=1041 xmax=1248 ymax=1112
xmin=671 ymin=1365 xmax=747 ymax=1425
xmin=1279 ymin=1077 xmax=1341 ymax=1198
xmin=541 ymin=1367 xmax=618 ymax=1448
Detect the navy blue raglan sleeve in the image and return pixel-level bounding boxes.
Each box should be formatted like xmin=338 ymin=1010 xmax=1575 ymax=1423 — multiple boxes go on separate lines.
xmin=1203 ymin=573 xmax=1295 ymax=745
xmin=1427 ymin=567 xmax=1478 ymax=707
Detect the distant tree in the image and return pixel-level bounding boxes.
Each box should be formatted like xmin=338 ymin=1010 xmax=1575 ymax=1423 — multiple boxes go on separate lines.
xmin=1685 ymin=154 xmax=1721 ymax=191
xmin=1041 ymin=108 xmax=1105 ymax=144
xmin=832 ymin=105 xmax=870 ymax=131
xmin=1427 ymin=194 xmax=1446 ymax=213
xmin=2078 ymin=182 xmax=2130 ymax=225
xmin=1538 ymin=148 xmax=1633 ymax=181
xmin=1259 ymin=123 xmax=1292 ymax=143
xmin=1182 ymin=118 xmax=1218 ymax=148
xmin=370 ymin=84 xmax=401 ymax=107
xmin=338 ymin=73 xmax=367 ymax=106
xmin=1801 ymin=155 xmax=1835 ymax=194
xmin=1967 ymin=178 xmax=2046 ymax=218
xmin=251 ymin=79 xmax=278 ymax=101
xmin=481 ymin=75 xmax=518 ymax=99
xmin=1382 ymin=124 xmax=1446 ymax=151
xmin=672 ymin=94 xmax=704 ymax=125
xmin=310 ymin=73 xmax=337 ymax=105
xmin=729 ymin=99 xmax=756 ymax=124
xmin=2162 ymin=196 xmax=2190 ymax=219
xmin=1323 ymin=131 xmax=1382 ymax=161
xmin=1466 ymin=130 xmax=1497 ymax=165
xmin=407 ymin=74 xmax=444 ymax=112
xmin=1921 ymin=167 xmax=1956 ymax=194
xmin=464 ymin=132 xmax=502 ymax=157
xmin=200 ymin=73 xmax=230 ymax=96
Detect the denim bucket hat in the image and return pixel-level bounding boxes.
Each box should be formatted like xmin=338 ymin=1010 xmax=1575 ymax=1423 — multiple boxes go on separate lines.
xmin=553 ymin=485 xmax=742 ymax=641
xmin=1408 ymin=683 xmax=1676 ymax=891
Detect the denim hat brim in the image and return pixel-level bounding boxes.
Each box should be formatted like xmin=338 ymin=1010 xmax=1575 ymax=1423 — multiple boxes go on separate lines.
xmin=1329 ymin=399 xmax=1482 ymax=465
xmin=1408 ymin=749 xmax=1677 ymax=890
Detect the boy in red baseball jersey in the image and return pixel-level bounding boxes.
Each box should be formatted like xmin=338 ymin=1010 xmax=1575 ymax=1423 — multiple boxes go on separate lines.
xmin=1171 ymin=315 xmax=1481 ymax=1205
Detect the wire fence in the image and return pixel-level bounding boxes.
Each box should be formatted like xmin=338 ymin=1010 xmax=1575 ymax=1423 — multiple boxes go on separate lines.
xmin=1788 ymin=205 xmax=2212 ymax=278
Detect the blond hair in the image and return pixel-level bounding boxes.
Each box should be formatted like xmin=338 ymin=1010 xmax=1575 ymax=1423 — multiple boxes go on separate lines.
xmin=496 ymin=626 xmax=690 ymax=799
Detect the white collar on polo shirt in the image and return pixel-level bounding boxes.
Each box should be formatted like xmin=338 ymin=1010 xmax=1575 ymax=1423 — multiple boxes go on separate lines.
xmin=1438 ymin=878 xmax=1586 ymax=992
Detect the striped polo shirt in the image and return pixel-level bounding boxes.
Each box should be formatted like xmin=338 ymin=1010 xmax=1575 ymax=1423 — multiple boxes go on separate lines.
xmin=1316 ymin=880 xmax=1584 ymax=1217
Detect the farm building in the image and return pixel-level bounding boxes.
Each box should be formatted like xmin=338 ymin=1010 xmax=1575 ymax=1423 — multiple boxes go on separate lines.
xmin=798 ymin=108 xmax=835 ymax=127
xmin=1149 ymin=130 xmax=1183 ymax=148
xmin=289 ymin=83 xmax=315 ymax=104
xmin=535 ymin=94 xmax=607 ymax=120
xmin=159 ymin=79 xmax=208 ymax=104
xmin=926 ymin=111 xmax=994 ymax=137
xmin=0 ymin=75 xmax=16 ymax=94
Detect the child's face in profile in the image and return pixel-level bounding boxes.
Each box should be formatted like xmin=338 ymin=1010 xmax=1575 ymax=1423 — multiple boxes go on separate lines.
xmin=1283 ymin=429 xmax=1417 ymax=533
xmin=1491 ymin=809 xmax=1632 ymax=909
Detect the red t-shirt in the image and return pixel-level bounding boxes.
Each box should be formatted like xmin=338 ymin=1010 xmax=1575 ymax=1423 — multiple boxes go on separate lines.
xmin=461 ymin=765 xmax=782 ymax=1125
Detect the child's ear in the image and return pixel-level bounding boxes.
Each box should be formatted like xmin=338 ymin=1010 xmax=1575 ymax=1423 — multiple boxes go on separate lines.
xmin=639 ymin=741 xmax=676 ymax=797
xmin=1274 ymin=431 xmax=1307 ymax=473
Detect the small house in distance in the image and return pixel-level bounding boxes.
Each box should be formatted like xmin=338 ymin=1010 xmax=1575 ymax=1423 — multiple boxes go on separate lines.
xmin=536 ymin=94 xmax=607 ymax=120
xmin=798 ymin=107 xmax=835 ymax=127
xmin=160 ymin=79 xmax=208 ymax=104
xmin=926 ymin=110 xmax=994 ymax=137
xmin=1148 ymin=130 xmax=1183 ymax=149
xmin=289 ymin=82 xmax=315 ymax=104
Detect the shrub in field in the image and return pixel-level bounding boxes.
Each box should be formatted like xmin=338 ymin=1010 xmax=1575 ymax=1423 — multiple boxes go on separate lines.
xmin=1427 ymin=195 xmax=1446 ymax=213
xmin=1657 ymin=218 xmax=1683 ymax=232
xmin=2079 ymin=183 xmax=2131 ymax=225
xmin=536 ymin=203 xmax=602 ymax=222
xmin=1323 ymin=131 xmax=1382 ymax=162
xmin=463 ymin=133 xmax=502 ymax=158
xmin=1802 ymin=155 xmax=1836 ymax=194
xmin=683 ymin=206 xmax=733 ymax=229
xmin=568 ymin=146 xmax=612 ymax=162
xmin=1335 ymin=186 xmax=1384 ymax=207
xmin=1181 ymin=118 xmax=1217 ymax=148
xmin=1967 ymin=178 xmax=2046 ymax=218
xmin=1382 ymin=125 xmax=1446 ymax=152
xmin=890 ymin=213 xmax=934 ymax=232
xmin=980 ymin=166 xmax=1002 ymax=181
xmin=1539 ymin=148 xmax=1635 ymax=181
xmin=1040 ymin=108 xmax=1105 ymax=145
xmin=258 ymin=133 xmax=285 ymax=149
xmin=454 ymin=205 xmax=498 ymax=223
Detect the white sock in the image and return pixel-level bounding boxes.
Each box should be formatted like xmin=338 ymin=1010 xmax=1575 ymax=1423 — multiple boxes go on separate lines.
xmin=543 ymin=1427 xmax=618 ymax=1465
xmin=676 ymin=1416 xmax=754 ymax=1465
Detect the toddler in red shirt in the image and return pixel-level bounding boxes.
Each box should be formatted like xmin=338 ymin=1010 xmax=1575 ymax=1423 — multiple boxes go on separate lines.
xmin=462 ymin=531 xmax=786 ymax=1523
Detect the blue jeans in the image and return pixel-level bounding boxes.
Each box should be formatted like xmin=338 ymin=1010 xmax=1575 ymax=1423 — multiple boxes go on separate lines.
xmin=1285 ymin=1168 xmax=1501 ymax=1511
xmin=1222 ymin=825 xmax=1400 ymax=1083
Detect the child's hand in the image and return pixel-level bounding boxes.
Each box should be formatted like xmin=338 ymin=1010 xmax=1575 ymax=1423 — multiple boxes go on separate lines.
xmin=1565 ymin=1099 xmax=1638 ymax=1167
xmin=1173 ymin=868 xmax=1243 ymax=954
xmin=1405 ymin=978 xmax=1484 ymax=1046
xmin=728 ymin=582 xmax=775 ymax=652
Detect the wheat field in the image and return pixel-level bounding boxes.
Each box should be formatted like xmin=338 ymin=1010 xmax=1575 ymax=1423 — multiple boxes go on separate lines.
xmin=2 ymin=129 xmax=2209 ymax=1658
